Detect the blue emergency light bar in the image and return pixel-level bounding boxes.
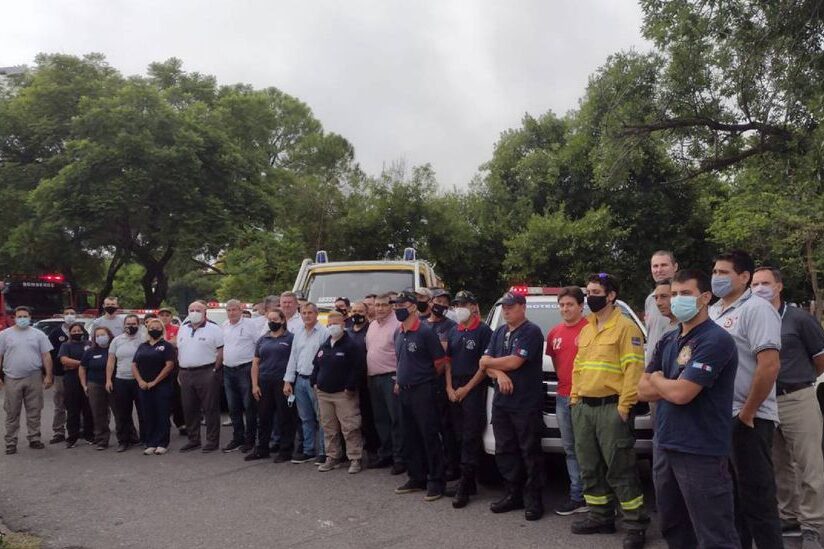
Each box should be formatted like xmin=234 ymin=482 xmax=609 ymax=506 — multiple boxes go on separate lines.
xmin=403 ymin=247 xmax=416 ymax=261
xmin=315 ymin=250 xmax=329 ymax=263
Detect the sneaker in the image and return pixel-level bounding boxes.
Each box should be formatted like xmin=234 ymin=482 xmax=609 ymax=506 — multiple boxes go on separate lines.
xmin=348 ymin=459 xmax=362 ymax=474
xmin=154 ymin=447 xmax=168 ymax=455
xmin=802 ymin=530 xmax=824 ymax=549
xmin=315 ymin=454 xmax=326 ymax=466
xmin=555 ymin=499 xmax=589 ymax=516
xmin=5 ymin=445 xmax=16 ymax=455
xmin=29 ymin=440 xmax=45 ymax=450
xmin=222 ymin=440 xmax=243 ymax=453
xmin=179 ymin=442 xmax=201 ymax=453
xmin=395 ymin=480 xmax=426 ymax=494
xmin=65 ymin=439 xmax=78 ymax=449
xmin=390 ymin=462 xmax=407 ymax=475
xmin=623 ymin=529 xmax=646 ymax=549
xmin=116 ymin=443 xmax=129 ymax=453
xmin=318 ymin=458 xmax=343 ymax=472
xmin=571 ymin=517 xmax=617 ymax=535
xmin=244 ymin=449 xmax=270 ymax=462
xmin=423 ymin=486 xmax=443 ymax=502
xmin=143 ymin=447 xmax=157 ymax=455
xmin=291 ymin=452 xmax=314 ymax=464
xmin=782 ymin=519 xmax=802 ymax=537
xmin=49 ymin=434 xmax=66 ymax=444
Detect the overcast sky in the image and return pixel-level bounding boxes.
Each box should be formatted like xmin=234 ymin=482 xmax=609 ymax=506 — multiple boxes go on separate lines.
xmin=3 ymin=1 xmax=648 ymax=187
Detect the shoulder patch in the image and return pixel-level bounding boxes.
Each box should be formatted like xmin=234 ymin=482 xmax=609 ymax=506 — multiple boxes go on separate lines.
xmin=631 ymin=337 xmax=642 ymax=346
xmin=689 ymin=361 xmax=712 ymax=373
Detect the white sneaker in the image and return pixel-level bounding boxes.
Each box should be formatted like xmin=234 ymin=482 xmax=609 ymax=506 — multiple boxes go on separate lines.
xmin=154 ymin=447 xmax=167 ymax=455
xmin=143 ymin=447 xmax=157 ymax=455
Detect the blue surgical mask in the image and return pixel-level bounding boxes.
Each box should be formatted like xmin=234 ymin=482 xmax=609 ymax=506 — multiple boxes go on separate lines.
xmin=15 ymin=317 xmax=30 ymax=328
xmin=711 ymin=275 xmax=733 ymax=298
xmin=670 ymin=295 xmax=701 ymax=322
xmin=752 ymin=285 xmax=774 ymax=301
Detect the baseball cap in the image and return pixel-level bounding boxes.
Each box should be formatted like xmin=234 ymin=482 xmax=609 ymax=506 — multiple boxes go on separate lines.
xmin=500 ymin=292 xmax=526 ymax=306
xmin=414 ymin=287 xmax=433 ymax=301
xmin=158 ymin=307 xmax=173 ymax=314
xmin=452 ymin=290 xmax=477 ymax=305
xmin=431 ymin=288 xmax=451 ymax=300
xmin=391 ymin=290 xmax=418 ymax=305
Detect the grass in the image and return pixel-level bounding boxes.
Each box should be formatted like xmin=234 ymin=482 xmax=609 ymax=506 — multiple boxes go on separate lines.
xmin=0 ymin=531 xmax=42 ymax=549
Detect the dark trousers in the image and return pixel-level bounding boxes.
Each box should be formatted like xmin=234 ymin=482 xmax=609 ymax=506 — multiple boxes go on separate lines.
xmin=369 ymin=373 xmax=404 ymax=464
xmin=170 ymin=367 xmax=185 ymax=429
xmin=654 ymin=448 xmax=740 ymax=549
xmin=139 ymin=381 xmax=172 ymax=448
xmin=112 ymin=378 xmax=143 ymax=445
xmin=448 ymin=376 xmax=487 ymax=478
xmin=731 ymin=417 xmax=783 ymax=549
xmin=492 ymin=406 xmax=544 ymax=508
xmin=359 ymin=370 xmax=380 ymax=453
xmin=179 ymin=366 xmax=222 ymax=447
xmin=436 ymin=377 xmax=460 ymax=474
xmin=64 ymin=371 xmax=93 ymax=443
xmin=224 ymin=364 xmax=257 ymax=445
xmin=257 ymin=378 xmax=298 ymax=458
xmin=399 ymin=381 xmax=444 ymax=491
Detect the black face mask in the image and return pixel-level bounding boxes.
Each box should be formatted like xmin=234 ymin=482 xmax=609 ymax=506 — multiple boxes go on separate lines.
xmin=125 ymin=325 xmax=139 ymax=335
xmin=70 ymin=333 xmax=84 ymax=342
xmin=104 ymin=306 xmax=118 ymax=315
xmin=351 ymin=314 xmax=366 ymax=325
xmin=268 ymin=321 xmax=283 ymax=332
xmin=395 ymin=308 xmax=411 ymax=322
xmin=431 ymin=304 xmax=447 ymax=318
xmin=148 ymin=329 xmax=163 ymax=339
xmin=586 ymin=295 xmax=608 ymax=313
xmin=416 ymin=301 xmax=429 ymax=314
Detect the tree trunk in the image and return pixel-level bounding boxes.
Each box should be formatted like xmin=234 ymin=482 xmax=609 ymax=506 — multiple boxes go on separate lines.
xmin=98 ymin=248 xmax=128 ymax=312
xmin=136 ymin=246 xmax=175 ymax=308
xmin=805 ymin=236 xmax=823 ymax=321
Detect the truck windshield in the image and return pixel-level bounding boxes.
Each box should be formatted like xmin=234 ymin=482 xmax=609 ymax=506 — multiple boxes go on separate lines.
xmin=3 ymin=286 xmax=67 ymax=317
xmin=306 ymin=270 xmax=415 ymax=308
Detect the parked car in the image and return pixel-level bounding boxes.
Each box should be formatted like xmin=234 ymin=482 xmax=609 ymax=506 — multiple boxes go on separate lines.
xmin=483 ymin=286 xmax=653 ymax=456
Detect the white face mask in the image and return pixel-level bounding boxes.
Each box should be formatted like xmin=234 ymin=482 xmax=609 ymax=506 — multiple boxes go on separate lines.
xmin=188 ymin=311 xmax=204 ymax=324
xmin=454 ymin=307 xmax=471 ymax=324
xmin=328 ymin=324 xmax=344 ymax=339
xmin=752 ymin=285 xmax=775 ymax=301
xmin=64 ymin=315 xmax=76 ymax=324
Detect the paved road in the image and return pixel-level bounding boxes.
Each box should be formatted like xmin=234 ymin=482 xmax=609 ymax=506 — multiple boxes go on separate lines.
xmin=2 ymin=394 xmax=670 ymax=549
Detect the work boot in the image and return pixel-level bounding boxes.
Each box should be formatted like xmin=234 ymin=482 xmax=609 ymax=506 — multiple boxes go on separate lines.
xmin=452 ymin=476 xmax=477 ymax=509
xmin=571 ymin=517 xmax=617 ymax=535
xmin=623 ymin=529 xmax=646 ymax=549
xmin=489 ymin=493 xmax=524 ymax=514
xmin=49 ymin=434 xmax=66 ymax=444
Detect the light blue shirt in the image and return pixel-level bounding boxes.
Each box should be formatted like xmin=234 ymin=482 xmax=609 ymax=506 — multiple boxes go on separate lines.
xmin=283 ymin=322 xmax=329 ymax=383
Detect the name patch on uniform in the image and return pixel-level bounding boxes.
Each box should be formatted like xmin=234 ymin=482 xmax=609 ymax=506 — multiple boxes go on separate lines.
xmin=156 ymin=346 xmax=165 ymax=351
xmin=335 ymin=352 xmax=345 ymax=357
xmin=631 ymin=337 xmax=642 ymax=346
xmin=690 ymin=362 xmax=712 ymax=373
xmin=278 ymin=342 xmax=290 ymax=347
xmin=93 ymin=354 xmax=102 ymax=359
xmin=465 ymin=340 xmax=476 ymax=350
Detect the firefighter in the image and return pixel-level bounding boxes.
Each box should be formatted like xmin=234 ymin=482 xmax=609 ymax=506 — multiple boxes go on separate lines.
xmin=570 ymin=273 xmax=649 ymax=549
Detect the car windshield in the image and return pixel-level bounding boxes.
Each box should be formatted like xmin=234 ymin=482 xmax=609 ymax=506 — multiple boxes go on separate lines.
xmin=490 ymin=300 xmax=643 ymax=340
xmin=3 ymin=286 xmax=67 ymax=317
xmin=305 ymin=270 xmax=415 ymax=308
xmin=206 ymin=309 xmax=228 ymax=326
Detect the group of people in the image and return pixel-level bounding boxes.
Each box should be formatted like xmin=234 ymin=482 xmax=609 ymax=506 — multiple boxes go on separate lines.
xmin=1 ymin=248 xmax=823 ymax=549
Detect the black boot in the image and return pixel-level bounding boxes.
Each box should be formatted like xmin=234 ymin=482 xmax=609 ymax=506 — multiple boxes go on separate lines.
xmin=452 ymin=476 xmax=477 ymax=509
xmin=490 ymin=489 xmax=524 ymax=514
xmin=623 ymin=530 xmax=645 ymax=549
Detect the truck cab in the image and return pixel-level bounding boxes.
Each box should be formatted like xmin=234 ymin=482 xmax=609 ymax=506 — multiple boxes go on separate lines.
xmin=0 ymin=273 xmax=98 ymax=329
xmin=292 ymin=249 xmax=442 ymax=315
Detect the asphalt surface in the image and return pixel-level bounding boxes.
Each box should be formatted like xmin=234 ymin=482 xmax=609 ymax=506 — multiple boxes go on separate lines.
xmin=1 ymin=394 xmax=671 ymax=549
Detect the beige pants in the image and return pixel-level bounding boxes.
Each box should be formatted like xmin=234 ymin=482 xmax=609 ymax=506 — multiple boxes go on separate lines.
xmin=52 ymin=375 xmax=66 ymax=436
xmin=774 ymin=386 xmax=824 ymax=531
xmin=4 ymin=373 xmax=44 ymax=447
xmin=317 ymin=389 xmax=363 ymax=461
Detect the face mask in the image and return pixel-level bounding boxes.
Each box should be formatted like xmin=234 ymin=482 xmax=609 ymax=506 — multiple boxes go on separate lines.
xmin=335 ymin=308 xmax=348 ymax=316
xmin=671 ymin=295 xmax=702 ymax=322
xmin=104 ymin=306 xmax=118 ymax=315
xmin=395 ymin=307 xmax=411 ymax=322
xmin=445 ymin=309 xmax=458 ymax=322
xmin=416 ymin=301 xmax=429 ymax=314
xmin=64 ymin=315 xmax=76 ymax=324
xmin=148 ymin=328 xmax=163 ymax=339
xmin=268 ymin=321 xmax=283 ymax=332
xmin=454 ymin=307 xmax=471 ymax=324
xmin=431 ymin=304 xmax=448 ymax=318
xmin=188 ymin=311 xmax=204 ymax=324
xmin=711 ymin=275 xmax=733 ymax=298
xmin=752 ymin=285 xmax=774 ymax=301
xmin=70 ymin=333 xmax=84 ymax=342
xmin=125 ymin=325 xmax=139 ymax=336
xmin=328 ymin=324 xmax=344 ymax=338
xmin=351 ymin=314 xmax=366 ymax=325
xmin=96 ymin=335 xmax=110 ymax=347
xmin=15 ymin=317 xmax=30 ymax=328
xmin=586 ymin=295 xmax=608 ymax=313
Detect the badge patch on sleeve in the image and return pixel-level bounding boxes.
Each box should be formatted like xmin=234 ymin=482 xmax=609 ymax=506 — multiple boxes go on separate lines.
xmin=631 ymin=337 xmax=642 ymax=346
xmin=689 ymin=362 xmax=712 ymax=373
xmin=517 ymin=348 xmax=528 ymax=358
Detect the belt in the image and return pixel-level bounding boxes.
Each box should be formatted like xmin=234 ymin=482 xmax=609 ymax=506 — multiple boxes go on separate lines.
xmin=180 ymin=363 xmax=215 ymax=372
xmin=225 ymin=362 xmax=252 ymax=369
xmin=369 ymin=371 xmax=395 ymax=378
xmin=776 ymin=382 xmax=813 ymax=396
xmin=298 ymin=374 xmax=312 ymax=379
xmin=581 ymin=394 xmax=619 ymax=406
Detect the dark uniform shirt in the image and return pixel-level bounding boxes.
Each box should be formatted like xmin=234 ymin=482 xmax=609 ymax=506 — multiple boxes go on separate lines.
xmin=80 ymin=346 xmax=109 ymax=385
xmin=646 ymin=319 xmax=738 ymax=456
xmin=133 ymin=340 xmax=176 ymax=384
xmin=447 ymin=317 xmax=493 ymax=379
xmin=428 ymin=316 xmax=457 ymax=343
xmin=48 ymin=326 xmax=71 ymax=376
xmin=58 ymin=340 xmax=89 ymax=374
xmin=311 ymin=332 xmax=362 ymax=393
xmin=484 ymin=320 xmax=544 ymax=412
xmin=395 ymin=318 xmax=446 ymax=386
xmin=255 ymin=332 xmax=294 ymax=381
xmin=777 ymin=303 xmax=824 ymax=387
xmin=347 ymin=323 xmax=370 ymax=377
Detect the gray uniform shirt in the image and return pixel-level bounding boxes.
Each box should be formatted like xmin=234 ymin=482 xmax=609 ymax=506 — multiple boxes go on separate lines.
xmin=645 ymin=292 xmax=678 ymax=365
xmin=91 ymin=315 xmax=125 ymax=338
xmin=709 ymin=289 xmax=782 ymax=422
xmin=109 ymin=333 xmax=142 ymax=379
xmin=777 ymin=303 xmax=824 ymax=387
xmin=0 ymin=327 xmax=53 ymax=379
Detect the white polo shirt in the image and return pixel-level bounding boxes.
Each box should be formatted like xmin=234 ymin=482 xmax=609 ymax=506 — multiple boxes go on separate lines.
xmin=177 ymin=320 xmax=224 ymax=368
xmin=221 ymin=317 xmax=257 ymax=367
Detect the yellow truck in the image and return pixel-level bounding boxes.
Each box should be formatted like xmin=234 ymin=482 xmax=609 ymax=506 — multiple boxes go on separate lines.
xmin=291 ymin=248 xmax=443 ymax=312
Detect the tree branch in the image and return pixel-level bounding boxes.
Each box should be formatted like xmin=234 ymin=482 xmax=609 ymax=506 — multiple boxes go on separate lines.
xmin=190 ymin=257 xmax=225 ymax=275
xmin=622 ymin=117 xmax=792 ymax=139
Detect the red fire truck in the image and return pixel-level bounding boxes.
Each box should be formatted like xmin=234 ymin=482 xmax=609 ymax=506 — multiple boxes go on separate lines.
xmin=0 ymin=273 xmax=98 ymax=329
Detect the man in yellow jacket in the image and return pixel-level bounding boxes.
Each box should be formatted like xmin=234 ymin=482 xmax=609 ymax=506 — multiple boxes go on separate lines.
xmin=570 ymin=273 xmax=649 ymax=549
